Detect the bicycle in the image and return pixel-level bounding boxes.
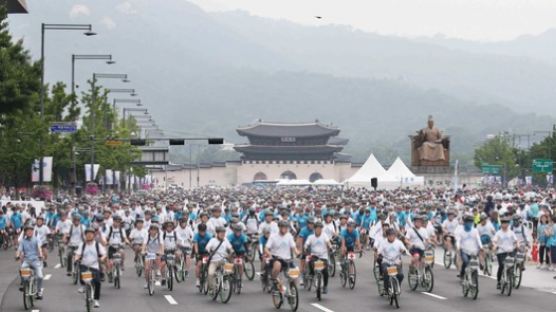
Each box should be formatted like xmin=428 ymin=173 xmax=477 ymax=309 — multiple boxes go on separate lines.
xmin=313 ymin=258 xmax=327 ymax=301
xmin=145 ymin=252 xmax=158 ymax=296
xmin=425 ymin=246 xmax=435 ymax=268
xmin=175 ymin=247 xmax=190 ymax=283
xmin=462 ymin=255 xmax=479 ymax=300
xmin=1 ymin=230 xmax=11 ymax=250
xmin=500 ymin=255 xmax=515 ymax=296
xmin=302 ymin=255 xmax=313 ymax=291
xmin=56 ymin=234 xmax=65 ymax=268
xmin=443 ymin=245 xmax=455 ymax=269
xmin=261 ymin=257 xmax=272 ymax=293
xmin=198 ymin=255 xmax=209 ymax=295
xmin=134 ymin=250 xmax=144 ymax=277
xmin=513 ymin=246 xmax=526 ymax=289
xmin=246 ymin=235 xmax=258 ymax=262
xmin=211 ymin=262 xmax=233 ymax=304
xmin=232 ymin=256 xmax=244 ymax=294
xmin=165 ymin=252 xmax=176 ymax=291
xmin=244 ymin=253 xmax=256 ymax=281
xmin=72 ymin=254 xmax=81 ymax=285
xmin=20 ymin=267 xmax=36 ymax=310
xmin=482 ymin=247 xmax=494 ymax=276
xmin=271 ymin=261 xmax=300 ymax=312
xmin=81 ymin=269 xmax=95 ymax=312
xmin=112 ymin=245 xmax=123 ymax=289
xmin=384 ymin=264 xmax=401 ymax=309
xmin=340 ymin=251 xmax=356 ymax=289
xmin=408 ymin=254 xmax=434 ymax=292
xmin=328 ymin=245 xmax=337 ymax=278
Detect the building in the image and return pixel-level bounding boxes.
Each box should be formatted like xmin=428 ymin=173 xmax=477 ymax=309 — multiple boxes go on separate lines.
xmin=3 ymin=0 xmax=28 ymax=13
xmin=152 ymin=121 xmax=359 ymax=188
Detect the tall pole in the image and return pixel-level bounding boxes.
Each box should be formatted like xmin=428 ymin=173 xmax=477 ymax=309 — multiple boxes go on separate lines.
xmin=38 ymin=24 xmax=45 ymax=185
xmin=189 ymin=144 xmax=192 ymax=189
xmin=90 ymin=78 xmax=96 ymax=184
xmin=71 ymin=54 xmax=76 ymax=104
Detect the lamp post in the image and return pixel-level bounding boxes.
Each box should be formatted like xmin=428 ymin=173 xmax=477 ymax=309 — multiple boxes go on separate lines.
xmin=38 ymin=23 xmax=96 ymax=185
xmin=123 ymin=108 xmax=148 ymax=122
xmin=71 ymin=54 xmax=113 ymax=105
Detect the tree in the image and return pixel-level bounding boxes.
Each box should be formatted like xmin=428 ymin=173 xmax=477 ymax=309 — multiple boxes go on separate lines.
xmin=473 ymin=135 xmax=519 ymax=178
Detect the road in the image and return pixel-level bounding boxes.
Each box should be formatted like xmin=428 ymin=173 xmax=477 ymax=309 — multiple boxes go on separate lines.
xmin=1 ymin=248 xmax=555 ymax=312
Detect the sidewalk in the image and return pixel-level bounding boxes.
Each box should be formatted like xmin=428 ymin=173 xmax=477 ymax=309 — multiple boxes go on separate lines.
xmin=0 ymin=250 xmax=19 ymax=304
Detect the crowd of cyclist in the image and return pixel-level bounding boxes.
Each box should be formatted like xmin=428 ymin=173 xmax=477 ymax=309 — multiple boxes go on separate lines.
xmin=3 ymin=186 xmax=556 ymax=309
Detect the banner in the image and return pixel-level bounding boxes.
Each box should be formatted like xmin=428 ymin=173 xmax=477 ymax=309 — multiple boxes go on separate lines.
xmin=31 ymin=157 xmax=53 ymax=183
xmin=84 ymin=164 xmax=100 ymax=182
xmin=105 ymin=169 xmax=114 ymax=185
xmin=547 ymin=174 xmax=554 ymax=185
xmin=114 ymin=171 xmax=121 ymax=185
xmin=525 ymin=176 xmax=533 ymax=185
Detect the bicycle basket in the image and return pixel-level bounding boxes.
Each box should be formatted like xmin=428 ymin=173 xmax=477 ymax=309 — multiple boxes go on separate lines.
xmin=387 ymin=266 xmax=398 ymax=276
xmin=504 ymin=257 xmax=515 ymax=266
xmin=81 ymin=271 xmax=93 ymax=283
xmin=19 ymin=268 xmax=32 ymax=278
xmin=288 ymin=268 xmax=300 ymax=279
xmin=223 ymin=263 xmax=234 ymax=274
xmin=314 ymin=260 xmax=326 ymax=271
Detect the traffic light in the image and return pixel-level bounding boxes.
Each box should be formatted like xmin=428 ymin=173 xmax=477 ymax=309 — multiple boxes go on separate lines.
xmin=169 ymin=139 xmax=185 ymax=145
xmin=208 ymin=138 xmax=224 ymax=145
xmin=130 ymin=139 xmax=146 ymax=146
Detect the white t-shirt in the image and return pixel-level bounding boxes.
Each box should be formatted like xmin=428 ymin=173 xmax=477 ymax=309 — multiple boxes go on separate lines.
xmin=103 ymin=226 xmax=125 ymax=246
xmin=405 ymin=226 xmax=429 ymax=250
xmin=244 ymin=216 xmax=258 ymax=235
xmin=266 ymin=232 xmax=296 ymax=260
xmin=176 ymin=225 xmax=194 ymax=248
xmin=55 ymin=219 xmax=72 ymax=235
xmin=305 ymin=233 xmax=330 ymax=260
xmin=323 ymin=222 xmax=336 ymax=238
xmin=34 ymin=225 xmax=50 ymax=245
xmin=442 ymin=219 xmax=459 ymax=235
xmin=493 ymin=229 xmax=517 ymax=254
xmin=129 ymin=228 xmax=148 ymax=245
xmin=456 ymin=228 xmax=482 ymax=255
xmin=76 ymin=241 xmax=106 ymax=270
xmin=205 ymin=238 xmax=233 ymax=262
xmin=163 ymin=230 xmax=178 ymax=251
xmin=259 ymin=221 xmax=279 ymax=236
xmin=67 ymin=224 xmax=85 ymax=247
xmin=477 ymin=222 xmax=496 ymax=238
xmin=378 ymin=239 xmax=407 ymax=264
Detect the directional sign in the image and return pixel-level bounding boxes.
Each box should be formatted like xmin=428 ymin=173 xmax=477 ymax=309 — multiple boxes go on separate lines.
xmin=50 ymin=122 xmax=77 ymax=134
xmin=532 ymin=159 xmax=553 ymax=174
xmin=481 ymin=164 xmax=502 ymax=175
xmin=105 ymin=140 xmax=123 ymax=147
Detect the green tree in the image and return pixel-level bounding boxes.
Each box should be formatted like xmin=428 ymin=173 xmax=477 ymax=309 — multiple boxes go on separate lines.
xmin=473 ymin=135 xmax=519 ymax=178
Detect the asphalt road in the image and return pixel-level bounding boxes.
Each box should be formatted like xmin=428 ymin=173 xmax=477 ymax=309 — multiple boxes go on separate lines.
xmin=1 ymin=247 xmax=555 ymax=312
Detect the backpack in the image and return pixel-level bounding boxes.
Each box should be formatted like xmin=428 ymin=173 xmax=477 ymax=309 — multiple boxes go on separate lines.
xmin=107 ymin=226 xmax=124 ymax=243
xmin=163 ymin=231 xmax=177 ymax=241
xmin=80 ymin=241 xmax=101 ymax=259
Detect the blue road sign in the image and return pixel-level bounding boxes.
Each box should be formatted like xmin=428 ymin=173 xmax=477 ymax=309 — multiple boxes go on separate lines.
xmin=50 ymin=122 xmax=77 ymax=134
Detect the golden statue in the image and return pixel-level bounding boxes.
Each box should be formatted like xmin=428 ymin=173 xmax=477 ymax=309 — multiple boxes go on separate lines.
xmin=410 ymin=115 xmax=450 ymax=167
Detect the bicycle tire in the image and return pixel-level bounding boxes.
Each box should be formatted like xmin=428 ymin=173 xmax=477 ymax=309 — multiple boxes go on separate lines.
xmin=348 ymin=261 xmax=356 ymax=289
xmin=408 ymin=266 xmax=418 ymax=291
xmin=85 ymin=284 xmax=92 ymax=312
xmin=443 ymin=250 xmax=452 ymax=269
xmin=244 ymin=260 xmax=255 ymax=281
xmin=272 ymin=284 xmax=283 ymax=309
xmin=329 ymin=256 xmax=336 ymax=277
xmin=316 ymin=274 xmax=322 ymax=301
xmin=424 ymin=266 xmax=434 ymax=292
xmin=167 ymin=267 xmax=174 ymax=291
xmin=288 ymin=282 xmax=299 ymax=312
xmin=220 ymin=276 xmax=233 ymax=304
xmin=470 ymin=270 xmax=479 ymax=300
xmin=114 ymin=267 xmax=120 ymax=289
xmin=23 ymin=281 xmax=32 ymax=310
xmin=514 ymin=263 xmax=523 ymax=289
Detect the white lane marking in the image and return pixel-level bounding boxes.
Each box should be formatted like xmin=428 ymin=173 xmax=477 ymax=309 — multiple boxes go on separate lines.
xmin=552 ymin=291 xmax=556 ymax=295
xmin=44 ymin=274 xmax=52 ymax=280
xmin=479 ymin=273 xmax=496 ymax=280
xmin=421 ymin=292 xmax=447 ymax=300
xmin=54 ymin=263 xmax=61 ymax=269
xmin=164 ymin=295 xmax=178 ymax=305
xmin=311 ymin=303 xmax=335 ymax=312
xmin=32 ymin=310 xmax=40 ymax=312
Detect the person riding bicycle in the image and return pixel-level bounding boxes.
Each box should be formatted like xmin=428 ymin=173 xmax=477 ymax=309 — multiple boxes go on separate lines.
xmin=456 ymin=214 xmax=483 ymax=280
xmin=16 ymin=224 xmax=44 ymax=300
xmin=297 ymin=217 xmax=315 ymax=285
xmin=442 ymin=209 xmax=459 ymax=252
xmin=75 ymin=227 xmax=106 ymax=308
xmin=511 ymin=214 xmax=531 ymax=256
xmin=161 ymin=220 xmax=179 ymax=286
xmin=34 ymin=215 xmax=51 ymax=267
xmin=243 ymin=208 xmax=259 ymax=238
xmin=492 ymin=216 xmax=518 ymax=289
xmin=340 ymin=220 xmax=361 ymax=257
xmin=142 ymin=224 xmax=164 ymax=289
xmin=193 ymin=223 xmax=213 ymax=288
xmin=176 ymin=214 xmax=194 ymax=277
xmin=404 ymin=214 xmax=431 ymax=268
xmin=227 ymin=223 xmax=249 ymax=287
xmin=377 ymin=228 xmax=407 ymax=292
xmin=265 ymin=220 xmax=299 ymax=284
xmin=104 ymin=215 xmax=129 ymax=281
xmin=259 ymin=209 xmax=279 ymax=236
xmin=305 ymin=221 xmax=332 ymax=294
xmin=129 ymin=218 xmax=147 ymax=266
xmin=64 ymin=213 xmax=85 ymax=276
xmin=206 ymin=226 xmax=233 ymax=296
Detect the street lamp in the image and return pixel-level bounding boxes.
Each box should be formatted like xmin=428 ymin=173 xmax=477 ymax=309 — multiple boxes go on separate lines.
xmin=113 ymin=98 xmax=142 ymax=110
xmin=38 ymin=23 xmax=96 ymax=185
xmin=123 ymin=108 xmax=148 ymax=121
xmin=71 ymin=54 xmax=113 ymax=104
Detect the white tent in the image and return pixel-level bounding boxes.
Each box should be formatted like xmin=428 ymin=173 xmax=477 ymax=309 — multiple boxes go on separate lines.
xmin=344 ymin=154 xmax=399 ymax=189
xmin=276 ymin=179 xmax=312 ymax=186
xmin=313 ymin=179 xmax=341 ymax=186
xmin=386 ymin=157 xmax=425 ymax=188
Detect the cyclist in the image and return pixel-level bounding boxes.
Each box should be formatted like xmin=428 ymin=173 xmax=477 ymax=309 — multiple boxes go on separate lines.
xmin=64 ymin=213 xmax=85 ymax=276
xmin=206 ymin=226 xmax=233 ymax=296
xmin=75 ymin=227 xmax=106 ymax=308
xmin=16 ymin=224 xmax=44 ymax=300
xmin=104 ymin=215 xmax=129 ymax=280
xmin=456 ymin=214 xmax=483 ymax=280
xmin=227 ymin=223 xmax=249 ymax=287
xmin=0 ymin=210 xmax=7 ymax=245
xmin=297 ymin=217 xmax=315 ymax=285
xmin=305 ymin=221 xmax=332 ymax=294
xmin=492 ymin=216 xmax=518 ymax=289
xmin=259 ymin=228 xmax=272 ymax=284
xmin=340 ymin=220 xmax=361 ymax=257
xmin=377 ymin=228 xmax=406 ymax=291
xmin=161 ymin=220 xmax=179 ymax=286
xmin=142 ymin=224 xmax=164 ymax=289
xmin=129 ymin=218 xmax=147 ymax=267
xmin=34 ymin=216 xmax=50 ymax=267
xmin=176 ymin=215 xmax=194 ymax=277
xmin=243 ymin=208 xmax=259 ymax=237
xmin=265 ymin=220 xmax=298 ymax=283
xmin=193 ymin=223 xmax=213 ymax=288
xmin=259 ymin=209 xmax=279 ymax=236
xmin=404 ymin=214 xmax=431 ymax=268
xmin=511 ymin=215 xmax=531 ymax=256
xmin=10 ymin=206 xmax=23 ymax=248
xmin=442 ymin=209 xmax=459 ymax=252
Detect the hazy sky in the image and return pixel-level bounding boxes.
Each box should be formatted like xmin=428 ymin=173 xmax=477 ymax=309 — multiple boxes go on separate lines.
xmin=190 ymin=0 xmax=556 ymax=41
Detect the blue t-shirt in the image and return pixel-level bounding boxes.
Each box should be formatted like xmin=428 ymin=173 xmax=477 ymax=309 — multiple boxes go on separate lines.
xmin=299 ymin=227 xmax=314 ymax=241
xmin=10 ymin=213 xmax=22 ymax=229
xmin=194 ymin=232 xmax=213 ymax=254
xmin=537 ymin=223 xmax=547 ymax=245
xmin=341 ymin=228 xmax=360 ymax=248
xmin=547 ymin=225 xmax=556 ymax=247
xmin=397 ymin=211 xmax=407 ymax=227
xmin=259 ymin=235 xmax=268 ymax=249
xmin=0 ymin=216 xmax=7 ymax=230
xmin=227 ymin=233 xmax=248 ymax=254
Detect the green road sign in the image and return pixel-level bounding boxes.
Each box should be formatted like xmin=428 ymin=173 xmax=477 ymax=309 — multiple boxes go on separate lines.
xmin=481 ymin=164 xmax=502 ymax=175
xmin=532 ymin=159 xmax=553 ymax=174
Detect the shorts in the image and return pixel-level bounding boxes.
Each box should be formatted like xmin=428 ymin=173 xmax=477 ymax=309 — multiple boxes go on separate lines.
xmin=345 ymin=245 xmax=355 ymax=253
xmin=271 ymin=256 xmax=291 ymax=271
xmin=480 ymin=235 xmax=492 ymax=245
xmin=409 ymin=247 xmax=425 ymax=259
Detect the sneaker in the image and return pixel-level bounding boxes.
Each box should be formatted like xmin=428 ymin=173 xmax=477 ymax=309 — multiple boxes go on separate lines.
xmin=43 ymin=261 xmax=48 ymax=268
xmin=536 ymin=264 xmax=542 ymax=269
xmin=66 ymin=272 xmax=72 ymax=277
xmin=78 ymin=287 xmax=85 ymax=293
xmin=94 ymin=300 xmax=100 ymax=308
xmin=322 ymin=286 xmax=328 ymax=294
xmin=36 ymin=291 xmax=43 ymax=300
xmin=18 ymin=285 xmax=24 ymax=292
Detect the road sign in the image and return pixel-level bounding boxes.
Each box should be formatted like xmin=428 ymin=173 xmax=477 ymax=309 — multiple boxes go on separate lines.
xmin=50 ymin=122 xmax=77 ymax=134
xmin=481 ymin=164 xmax=502 ymax=175
xmin=105 ymin=140 xmax=123 ymax=147
xmin=532 ymin=159 xmax=553 ymax=174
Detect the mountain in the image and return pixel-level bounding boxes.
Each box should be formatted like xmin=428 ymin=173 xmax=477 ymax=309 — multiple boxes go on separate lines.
xmin=6 ymin=0 xmax=555 ymax=165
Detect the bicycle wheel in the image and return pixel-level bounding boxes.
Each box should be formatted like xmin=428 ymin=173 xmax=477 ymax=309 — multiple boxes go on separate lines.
xmin=167 ymin=267 xmax=174 ymax=291
xmin=72 ymin=263 xmax=80 ymax=285
xmin=220 ymin=276 xmax=233 ymax=304
xmin=506 ymin=270 xmax=513 ymax=297
xmin=244 ymin=260 xmax=255 ymax=281
xmin=85 ymin=284 xmax=92 ymax=312
xmin=348 ymin=261 xmax=356 ymax=290
xmin=316 ymin=274 xmax=322 ymax=301
xmin=114 ymin=267 xmax=120 ymax=289
xmin=136 ymin=258 xmax=143 ymax=277
xmin=234 ymin=269 xmax=242 ymax=295
xmin=470 ymin=270 xmax=479 ymax=300
xmin=175 ymin=259 xmax=183 ymax=283
xmin=201 ymin=268 xmax=209 ymax=295
xmin=513 ymin=263 xmax=523 ymax=289
xmin=288 ymin=282 xmax=299 ymax=312
xmin=462 ymin=272 xmax=469 ymax=297
xmin=247 ymin=242 xmax=257 ymax=262
xmin=424 ymin=266 xmax=434 ymax=292
xmin=372 ymin=260 xmax=380 ymax=281
xmin=304 ymin=273 xmax=312 ymax=291
xmin=390 ymin=277 xmax=400 ymax=309
xmin=23 ymin=281 xmax=32 ymax=310
xmin=272 ymin=283 xmax=283 ymax=309
xmin=148 ymin=271 xmax=155 ymax=296
xmin=340 ymin=265 xmax=347 ymax=288
xmin=484 ymin=254 xmax=492 ymax=276
xmin=329 ymin=257 xmax=336 ymax=277
xmin=408 ymin=266 xmax=418 ymax=291
xmin=443 ymin=250 xmax=452 ymax=269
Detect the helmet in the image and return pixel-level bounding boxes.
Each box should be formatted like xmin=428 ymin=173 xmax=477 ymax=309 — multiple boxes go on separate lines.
xmin=463 ymin=214 xmax=474 ymax=222
xmin=314 ymin=221 xmax=323 ymax=228
xmin=197 ymin=223 xmax=207 ymax=232
xmin=113 ymin=215 xmax=122 ymax=222
xmin=72 ymin=213 xmax=81 ymax=220
xmin=230 ymin=217 xmax=240 ymax=224
xmin=307 ymin=217 xmax=316 ymax=224
xmin=512 ymin=214 xmax=522 ymax=222
xmin=232 ymin=224 xmax=242 ymax=232
xmin=264 ymin=209 xmax=273 ymax=217
xmin=500 ymin=216 xmax=511 ymax=223
xmin=36 ymin=215 xmax=44 ymax=220
xmin=151 ymin=216 xmax=160 ymax=223
xmin=339 ymin=214 xmax=348 ymax=220
xmin=347 ymin=220 xmax=356 ymax=227
xmin=278 ymin=220 xmax=289 ymax=228
xmin=135 ymin=218 xmax=144 ymax=224
xmin=23 ymin=224 xmax=34 ymax=231
xmin=85 ymin=227 xmax=95 ymax=234
xmin=149 ymin=224 xmax=159 ymax=230
xmin=215 ymin=226 xmax=226 ymax=233
xmin=480 ymin=213 xmax=488 ymax=221
xmin=413 ymin=214 xmax=424 ymax=221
